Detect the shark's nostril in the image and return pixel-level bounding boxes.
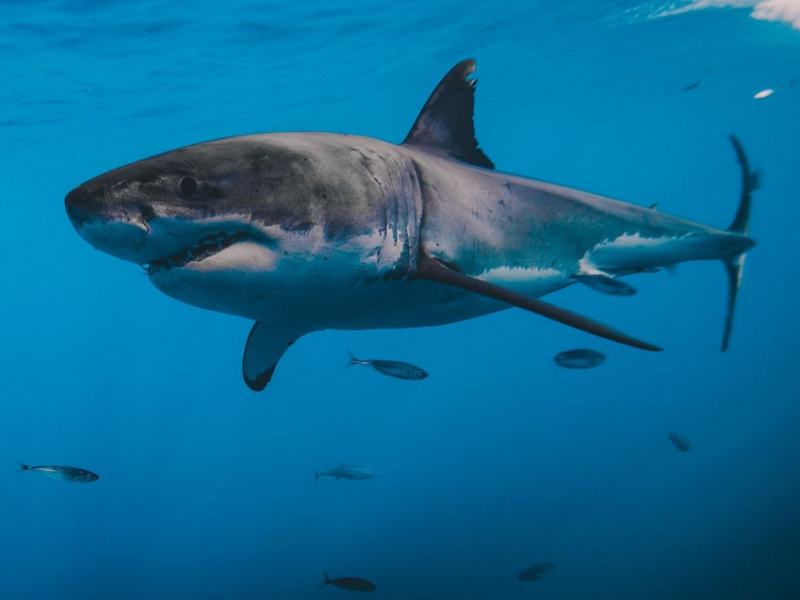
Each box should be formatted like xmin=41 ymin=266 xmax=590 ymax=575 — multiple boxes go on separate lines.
xmin=65 ymin=187 xmax=91 ymax=225
xmin=65 ymin=184 xmax=96 ymax=213
xmin=65 ymin=183 xmax=109 ymax=227
xmin=65 ymin=187 xmax=82 ymax=209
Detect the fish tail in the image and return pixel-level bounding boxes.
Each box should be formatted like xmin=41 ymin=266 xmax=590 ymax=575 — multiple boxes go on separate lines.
xmin=313 ymin=470 xmax=319 ymax=484
xmin=721 ymin=135 xmax=758 ymax=352
xmin=17 ymin=461 xmax=29 ymax=472
xmin=345 ymin=350 xmax=358 ymax=369
xmin=320 ymin=571 xmax=331 ymax=588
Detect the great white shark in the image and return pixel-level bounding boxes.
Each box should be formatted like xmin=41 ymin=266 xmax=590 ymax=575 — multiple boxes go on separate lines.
xmin=65 ymin=60 xmax=757 ymax=392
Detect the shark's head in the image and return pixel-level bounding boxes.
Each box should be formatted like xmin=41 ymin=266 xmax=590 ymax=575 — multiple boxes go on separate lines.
xmin=66 ymin=137 xmax=273 ymax=266
xmin=65 ymin=134 xmax=404 ymax=321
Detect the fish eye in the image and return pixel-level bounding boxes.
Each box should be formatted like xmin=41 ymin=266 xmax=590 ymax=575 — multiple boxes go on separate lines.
xmin=180 ymin=177 xmax=198 ymax=198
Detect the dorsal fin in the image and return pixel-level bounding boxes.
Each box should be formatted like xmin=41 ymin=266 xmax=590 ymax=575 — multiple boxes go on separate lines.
xmin=402 ymin=59 xmax=494 ymax=169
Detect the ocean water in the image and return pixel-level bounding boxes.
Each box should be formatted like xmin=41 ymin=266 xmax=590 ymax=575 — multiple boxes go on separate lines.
xmin=2 ymin=1 xmax=800 ymax=598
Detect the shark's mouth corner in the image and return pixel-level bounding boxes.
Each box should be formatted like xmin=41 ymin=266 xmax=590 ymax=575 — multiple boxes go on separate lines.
xmin=145 ymin=231 xmax=249 ymax=275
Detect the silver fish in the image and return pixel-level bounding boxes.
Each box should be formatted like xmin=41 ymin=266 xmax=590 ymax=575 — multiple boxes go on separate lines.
xmin=320 ymin=572 xmax=377 ymax=592
xmin=314 ymin=463 xmax=377 ymax=483
xmin=573 ymin=272 xmax=637 ymax=297
xmin=19 ymin=463 xmax=99 ymax=483
xmin=519 ymin=562 xmax=555 ymax=581
xmin=347 ymin=352 xmax=428 ymax=380
xmin=669 ymin=433 xmax=691 ymax=452
xmin=554 ymin=349 xmax=605 ymax=369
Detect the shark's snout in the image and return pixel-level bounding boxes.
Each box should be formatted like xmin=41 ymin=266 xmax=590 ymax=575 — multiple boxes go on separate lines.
xmin=65 ymin=179 xmax=143 ymax=226
xmin=65 ymin=183 xmax=100 ymax=227
xmin=65 ymin=181 xmax=152 ymax=263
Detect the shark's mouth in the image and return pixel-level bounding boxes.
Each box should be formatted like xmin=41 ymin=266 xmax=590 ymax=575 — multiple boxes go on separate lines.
xmin=146 ymin=232 xmax=249 ymax=275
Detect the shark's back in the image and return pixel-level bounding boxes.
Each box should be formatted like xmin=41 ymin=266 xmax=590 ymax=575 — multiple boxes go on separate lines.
xmin=414 ymin=155 xmax=743 ymax=279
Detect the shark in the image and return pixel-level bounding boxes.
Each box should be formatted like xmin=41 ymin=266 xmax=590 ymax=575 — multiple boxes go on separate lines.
xmin=64 ymin=60 xmax=757 ymax=392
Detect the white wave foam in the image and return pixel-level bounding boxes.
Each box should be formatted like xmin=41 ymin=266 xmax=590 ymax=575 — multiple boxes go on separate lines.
xmin=652 ymin=0 xmax=800 ymax=31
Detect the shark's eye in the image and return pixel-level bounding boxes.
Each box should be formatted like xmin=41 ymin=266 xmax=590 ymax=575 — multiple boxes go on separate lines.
xmin=180 ymin=177 xmax=198 ymax=198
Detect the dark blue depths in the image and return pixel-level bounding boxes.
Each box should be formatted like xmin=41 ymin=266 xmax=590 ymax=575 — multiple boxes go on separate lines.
xmin=1 ymin=1 xmax=799 ymax=598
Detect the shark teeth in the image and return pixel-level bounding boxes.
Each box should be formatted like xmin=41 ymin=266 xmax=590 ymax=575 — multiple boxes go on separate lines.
xmin=145 ymin=232 xmax=247 ymax=275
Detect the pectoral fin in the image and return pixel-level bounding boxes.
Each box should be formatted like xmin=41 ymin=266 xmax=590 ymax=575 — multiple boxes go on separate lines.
xmin=415 ymin=254 xmax=661 ymax=351
xmin=242 ymin=322 xmax=306 ymax=392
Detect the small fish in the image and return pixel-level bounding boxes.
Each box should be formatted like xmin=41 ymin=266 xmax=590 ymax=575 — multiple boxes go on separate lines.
xmin=669 ymin=433 xmax=691 ymax=452
xmin=314 ymin=463 xmax=377 ymax=483
xmin=18 ymin=463 xmax=99 ymax=483
xmin=754 ymin=88 xmax=774 ymax=99
xmin=518 ymin=562 xmax=555 ymax=581
xmin=682 ymin=82 xmax=702 ymax=92
xmin=320 ymin=571 xmax=376 ymax=592
xmin=346 ymin=351 xmax=428 ymax=380
xmin=605 ymin=266 xmax=659 ymax=276
xmin=554 ymin=349 xmax=605 ymax=369
xmin=573 ymin=273 xmax=637 ymax=297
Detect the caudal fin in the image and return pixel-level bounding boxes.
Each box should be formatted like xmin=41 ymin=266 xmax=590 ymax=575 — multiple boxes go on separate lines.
xmin=17 ymin=461 xmax=29 ymax=472
xmin=313 ymin=470 xmax=319 ymax=484
xmin=721 ymin=135 xmax=758 ymax=352
xmin=727 ymin=135 xmax=757 ymax=237
xmin=320 ymin=571 xmax=331 ymax=589
xmin=345 ymin=350 xmax=358 ymax=369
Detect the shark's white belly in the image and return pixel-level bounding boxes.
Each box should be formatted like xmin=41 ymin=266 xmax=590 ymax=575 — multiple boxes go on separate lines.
xmin=323 ymin=273 xmax=573 ymax=331
xmin=149 ymin=227 xmax=573 ymax=331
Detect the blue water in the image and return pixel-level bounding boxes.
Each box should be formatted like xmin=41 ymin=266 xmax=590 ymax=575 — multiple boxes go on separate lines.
xmin=2 ymin=1 xmax=800 ymax=598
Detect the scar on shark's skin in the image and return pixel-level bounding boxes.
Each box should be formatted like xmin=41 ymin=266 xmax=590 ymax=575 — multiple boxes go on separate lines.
xmin=65 ymin=59 xmax=758 ymax=392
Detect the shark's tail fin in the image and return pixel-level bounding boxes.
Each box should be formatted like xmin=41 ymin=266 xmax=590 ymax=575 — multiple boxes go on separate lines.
xmin=17 ymin=461 xmax=29 ymax=473
xmin=721 ymin=135 xmax=758 ymax=352
xmin=320 ymin=572 xmax=332 ymax=589
xmin=313 ymin=470 xmax=320 ymax=484
xmin=345 ymin=350 xmax=358 ymax=369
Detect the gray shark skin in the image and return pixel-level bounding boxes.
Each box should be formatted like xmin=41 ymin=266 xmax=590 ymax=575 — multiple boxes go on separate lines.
xmin=65 ymin=60 xmax=757 ymax=392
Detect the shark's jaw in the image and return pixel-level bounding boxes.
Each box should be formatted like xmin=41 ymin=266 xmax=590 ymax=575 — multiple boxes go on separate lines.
xmin=69 ymin=210 xmax=299 ymax=320
xmin=144 ymin=231 xmax=251 ymax=275
xmin=66 ymin=204 xmax=263 ymax=272
xmin=65 ymin=188 xmax=283 ymax=317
